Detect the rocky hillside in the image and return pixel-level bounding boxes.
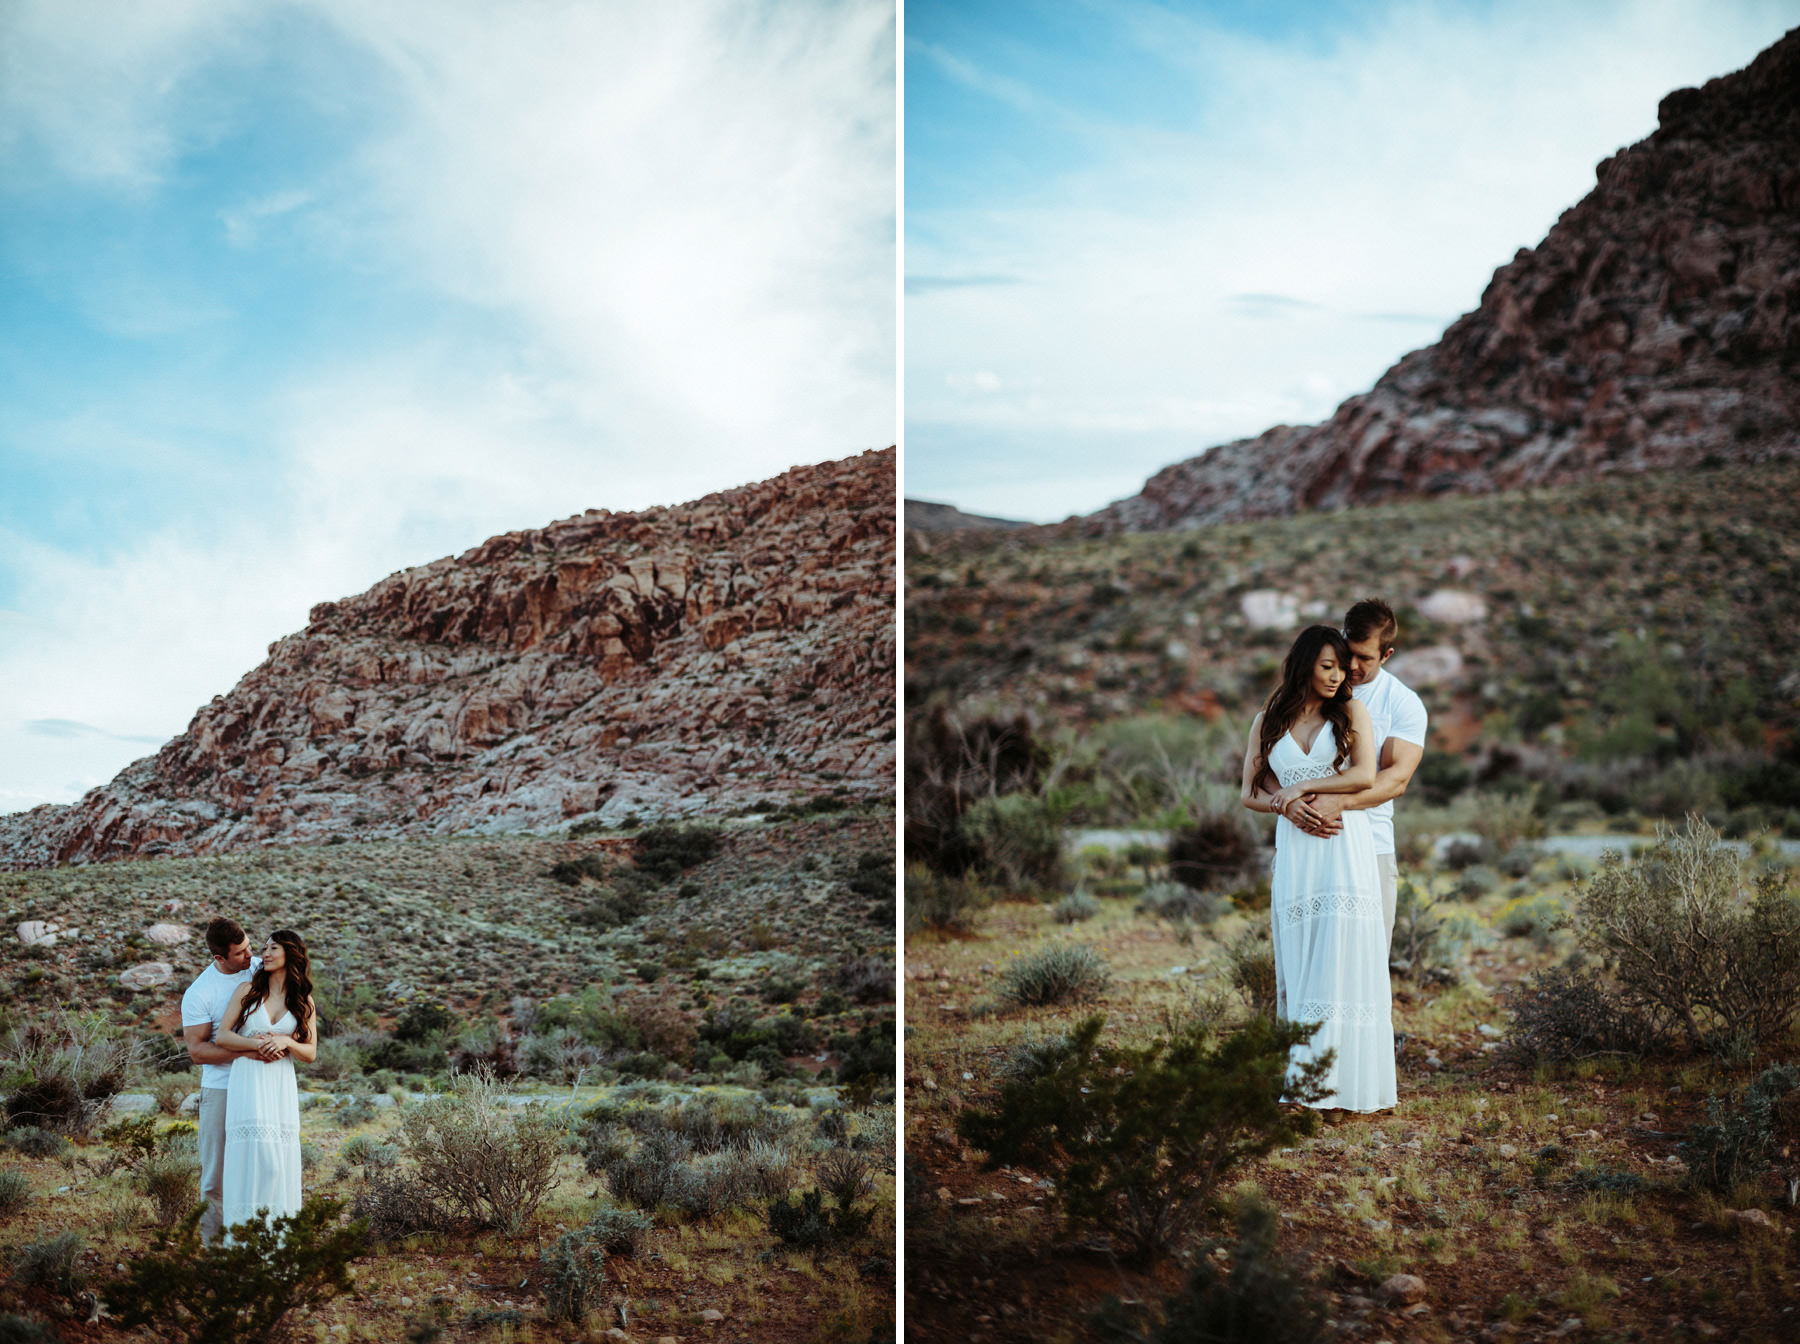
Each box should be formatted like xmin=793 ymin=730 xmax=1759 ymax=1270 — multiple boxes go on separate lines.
xmin=2 ymin=449 xmax=895 ymax=870
xmin=1090 ymin=27 xmax=1800 ymax=533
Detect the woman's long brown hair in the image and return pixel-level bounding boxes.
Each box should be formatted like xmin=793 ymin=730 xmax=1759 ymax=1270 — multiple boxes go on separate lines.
xmin=232 ymin=929 xmax=313 ymax=1044
xmin=1256 ymin=625 xmax=1357 ymax=778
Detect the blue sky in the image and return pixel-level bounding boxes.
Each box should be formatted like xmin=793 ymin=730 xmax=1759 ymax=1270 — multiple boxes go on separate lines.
xmin=0 ymin=0 xmax=894 ymax=813
xmin=904 ymin=0 xmax=1796 ymax=522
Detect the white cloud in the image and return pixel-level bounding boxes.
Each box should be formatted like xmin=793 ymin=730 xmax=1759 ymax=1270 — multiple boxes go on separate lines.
xmin=0 ymin=0 xmax=896 ymax=811
xmin=905 ymin=0 xmax=1794 ymax=519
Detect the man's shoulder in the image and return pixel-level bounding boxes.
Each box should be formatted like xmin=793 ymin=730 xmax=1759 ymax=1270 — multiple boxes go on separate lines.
xmin=1370 ymin=667 xmax=1426 ymax=711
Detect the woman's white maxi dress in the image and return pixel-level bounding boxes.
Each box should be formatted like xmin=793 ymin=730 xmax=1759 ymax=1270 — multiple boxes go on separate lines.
xmin=221 ymin=1003 xmax=303 ymax=1235
xmin=1268 ymin=725 xmax=1397 ymax=1113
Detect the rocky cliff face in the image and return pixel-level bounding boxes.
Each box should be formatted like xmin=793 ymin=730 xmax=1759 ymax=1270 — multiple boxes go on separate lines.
xmin=1 ymin=449 xmax=895 ymax=870
xmin=1090 ymin=28 xmax=1800 ymax=533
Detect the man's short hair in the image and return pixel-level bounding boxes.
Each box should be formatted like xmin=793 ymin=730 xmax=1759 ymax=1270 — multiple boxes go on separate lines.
xmin=1344 ymin=598 xmax=1398 ymax=655
xmin=205 ymin=917 xmax=245 ymax=959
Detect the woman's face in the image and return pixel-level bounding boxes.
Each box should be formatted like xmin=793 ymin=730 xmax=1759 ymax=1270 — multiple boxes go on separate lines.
xmin=1310 ymin=646 xmax=1347 ymax=701
xmin=261 ymin=936 xmax=286 ymax=971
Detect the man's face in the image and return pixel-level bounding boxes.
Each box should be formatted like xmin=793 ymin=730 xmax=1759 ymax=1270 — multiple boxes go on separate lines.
xmin=1345 ymin=632 xmax=1390 ymax=687
xmin=218 ymin=937 xmax=254 ymax=974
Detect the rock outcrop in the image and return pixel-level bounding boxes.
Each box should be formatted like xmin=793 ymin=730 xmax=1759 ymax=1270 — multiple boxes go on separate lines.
xmin=1089 ymin=28 xmax=1800 ymax=533
xmin=1 ymin=449 xmax=895 ymax=870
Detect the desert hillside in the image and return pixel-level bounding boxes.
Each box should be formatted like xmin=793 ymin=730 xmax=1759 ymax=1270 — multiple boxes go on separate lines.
xmin=1086 ymin=28 xmax=1800 ymax=533
xmin=1 ymin=448 xmax=895 ymax=870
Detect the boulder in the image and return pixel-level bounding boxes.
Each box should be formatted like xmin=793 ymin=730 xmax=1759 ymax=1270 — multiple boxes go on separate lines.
xmin=16 ymin=921 xmax=58 ymax=947
xmin=119 ymin=962 xmax=175 ymax=991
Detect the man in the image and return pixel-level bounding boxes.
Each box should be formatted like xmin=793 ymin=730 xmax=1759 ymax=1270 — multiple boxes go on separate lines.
xmin=180 ymin=917 xmax=262 ymax=1244
xmin=1287 ymin=598 xmax=1427 ymax=953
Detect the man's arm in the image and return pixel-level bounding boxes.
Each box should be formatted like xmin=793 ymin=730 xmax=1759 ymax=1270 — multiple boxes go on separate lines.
xmin=184 ymin=1021 xmax=252 ymax=1068
xmin=1290 ymin=737 xmax=1423 ymax=836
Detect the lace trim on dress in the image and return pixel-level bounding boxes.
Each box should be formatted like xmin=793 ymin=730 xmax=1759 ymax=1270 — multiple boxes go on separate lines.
xmin=1278 ymin=762 xmax=1340 ymax=786
xmin=1282 ymin=891 xmax=1384 ymax=923
xmin=226 ymin=1121 xmax=300 ymax=1144
xmin=1294 ymin=1000 xmax=1391 ymax=1026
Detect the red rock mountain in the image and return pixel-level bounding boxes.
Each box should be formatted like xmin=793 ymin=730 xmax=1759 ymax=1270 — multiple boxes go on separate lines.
xmin=1 ymin=449 xmax=895 ymax=871
xmin=1090 ymin=28 xmax=1800 ymax=533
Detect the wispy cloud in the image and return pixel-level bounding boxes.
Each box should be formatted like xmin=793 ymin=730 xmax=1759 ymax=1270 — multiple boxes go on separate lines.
xmin=905 ymin=273 xmax=1023 ymax=295
xmin=26 ymin=719 xmax=166 ymax=744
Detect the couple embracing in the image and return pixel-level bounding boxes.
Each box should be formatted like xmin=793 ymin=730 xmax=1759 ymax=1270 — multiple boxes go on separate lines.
xmin=180 ymin=919 xmax=316 ymax=1242
xmin=1239 ymin=599 xmax=1427 ymax=1117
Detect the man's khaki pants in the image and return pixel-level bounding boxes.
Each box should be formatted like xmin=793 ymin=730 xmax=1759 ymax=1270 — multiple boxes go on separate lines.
xmin=1377 ymin=853 xmax=1399 ymax=958
xmin=198 ymin=1087 xmax=229 ymax=1244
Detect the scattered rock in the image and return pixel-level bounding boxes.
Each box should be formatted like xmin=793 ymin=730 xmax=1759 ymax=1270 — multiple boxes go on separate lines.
xmin=142 ymin=923 xmax=191 ymax=946
xmin=1376 ymin=1274 xmax=1426 ymax=1305
xmin=16 ymin=920 xmax=58 ymax=947
xmin=119 ymin=962 xmax=174 ymax=991
xmin=106 ymin=1094 xmax=157 ymax=1115
xmin=1546 ymin=1319 xmax=1584 ymax=1338
xmin=699 ymin=1308 xmax=724 ymax=1323
xmin=1386 ymin=645 xmax=1464 ymax=688
xmin=1240 ymin=590 xmax=1299 ymax=631
xmin=1418 ymin=590 xmax=1488 ymax=624
xmin=1725 ymin=1207 xmax=1777 ymax=1231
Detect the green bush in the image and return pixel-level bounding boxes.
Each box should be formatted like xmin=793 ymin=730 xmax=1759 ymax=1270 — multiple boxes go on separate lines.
xmin=583 ymin=1204 xmax=653 ymax=1257
xmin=350 ymin=1175 xmax=453 ymax=1243
xmin=958 ymin=1014 xmax=1330 ymax=1261
xmin=1500 ymin=962 xmax=1663 ymax=1063
xmin=766 ymin=1187 xmax=874 ymax=1251
xmin=0 ymin=1012 xmax=136 ymax=1134
xmin=0 ymin=1314 xmax=56 ymax=1343
xmin=1051 ymin=891 xmax=1099 ymax=924
xmin=394 ymin=1002 xmax=457 ymax=1044
xmin=961 ymin=792 xmax=1066 ymax=891
xmin=546 ymin=854 xmax=609 ymax=887
xmin=110 ymin=1197 xmax=363 ymax=1343
xmin=1095 ymin=1197 xmax=1329 ymax=1344
xmin=0 ymin=1170 xmax=30 ymax=1220
xmin=133 ymin=1148 xmax=200 ymax=1227
xmin=1494 ymin=892 xmax=1564 ymax=940
xmin=1222 ymin=931 xmax=1277 ymax=1016
xmin=539 ymin=1226 xmax=606 ymax=1324
xmin=1680 ymin=1063 xmax=1800 ymax=1194
xmin=634 ymin=824 xmax=721 ymax=882
xmin=1570 ymin=817 xmax=1800 ymax=1052
xmin=1166 ymin=815 xmax=1257 ymax=891
xmin=395 ymin=1073 xmax=564 ymax=1233
xmin=1 ymin=1127 xmax=67 ymax=1159
xmin=10 ymin=1232 xmax=85 ymax=1300
xmin=1137 ymin=881 xmax=1228 ymax=931
xmin=998 ymin=944 xmax=1110 ymax=1008
xmin=904 ymin=863 xmax=989 ymax=932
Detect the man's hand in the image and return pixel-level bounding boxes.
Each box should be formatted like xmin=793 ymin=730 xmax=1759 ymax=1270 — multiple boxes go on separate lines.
xmin=255 ymin=1035 xmax=290 ymax=1060
xmin=1289 ymin=792 xmax=1345 ymax=838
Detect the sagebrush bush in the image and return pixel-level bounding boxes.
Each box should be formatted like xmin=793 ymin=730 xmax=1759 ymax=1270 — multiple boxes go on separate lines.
xmin=1571 ymin=817 xmax=1800 ymax=1052
xmin=0 ymin=1313 xmax=56 ymax=1343
xmin=904 ymin=863 xmax=990 ymax=932
xmin=396 ymin=1073 xmax=563 ymax=1233
xmin=958 ymin=1014 xmax=1330 ymax=1261
xmin=539 ymin=1226 xmax=606 ymax=1323
xmin=635 ymin=823 xmax=721 ymax=882
xmin=1 ymin=1127 xmax=68 ymax=1159
xmin=1494 ymin=892 xmax=1564 ymax=940
xmin=1681 ymin=1063 xmax=1800 ymax=1194
xmin=832 ymin=954 xmax=896 ymax=1003
xmin=10 ymin=1232 xmax=85 ymax=1300
xmin=133 ymin=1149 xmax=200 ymax=1227
xmin=1222 ymin=932 xmax=1277 ymax=1016
xmin=766 ymin=1187 xmax=874 ymax=1251
xmin=110 ymin=1198 xmax=363 ymax=1343
xmin=1137 ymin=881 xmax=1228 ymax=930
xmin=0 ymin=1013 xmax=137 ymax=1134
xmin=153 ymin=1074 xmax=192 ymax=1115
xmin=1051 ymin=890 xmax=1099 ymax=924
xmin=351 ymin=1175 xmax=454 ymax=1243
xmin=1501 ymin=962 xmax=1664 ymax=1063
xmin=1166 ymin=815 xmax=1257 ymax=890
xmin=816 ymin=1148 xmax=875 ymax=1209
xmin=583 ymin=1204 xmax=653 ymax=1257
xmin=961 ymin=792 xmax=1066 ymax=891
xmin=998 ymin=944 xmax=1110 ymax=1008
xmin=0 ymin=1170 xmax=30 ymax=1220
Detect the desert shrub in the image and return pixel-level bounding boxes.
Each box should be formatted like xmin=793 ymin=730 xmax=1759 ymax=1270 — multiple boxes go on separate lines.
xmin=958 ymin=1014 xmax=1330 ymax=1261
xmin=1391 ymin=879 xmax=1453 ymax=980
xmin=766 ymin=1186 xmax=875 ymax=1251
xmin=520 ymin=1028 xmax=608 ymax=1084
xmin=1052 ymin=890 xmax=1099 ymax=924
xmin=621 ymin=995 xmax=697 ymax=1063
xmin=1138 ymin=881 xmax=1228 ymax=932
xmin=0 ymin=1170 xmax=30 ymax=1220
xmin=604 ymin=1129 xmax=691 ymax=1209
xmin=570 ymin=888 xmax=647 ymax=930
xmin=816 ymin=1147 xmax=875 ymax=1209
xmin=0 ymin=1315 xmax=55 ymax=1343
xmin=905 ymin=703 xmax=1051 ymax=876
xmin=1500 ymin=962 xmax=1665 ymax=1063
xmin=635 ymin=824 xmax=721 ymax=882
xmin=831 ymin=1018 xmax=896 ymax=1089
xmin=1 ymin=1127 xmax=67 ymax=1160
xmin=1453 ymin=864 xmax=1501 ymax=900
xmin=998 ymin=944 xmax=1110 ymax=1008
xmin=539 ymin=1226 xmax=607 ymax=1324
xmin=394 ymin=1002 xmax=457 ymax=1045
xmin=101 ymin=1113 xmax=160 ymax=1170
xmin=351 ymin=1175 xmax=454 ymax=1243
xmin=548 ymin=853 xmax=609 ymax=886
xmin=153 ymin=1074 xmax=193 ymax=1115
xmin=583 ymin=1204 xmax=653 ymax=1257
xmin=1471 ymin=788 xmax=1546 ymax=854
xmin=847 ymin=849 xmax=896 ymax=905
xmin=134 ymin=1149 xmax=201 ymax=1227
xmin=395 ymin=1073 xmax=563 ymax=1233
xmin=833 ymin=954 xmax=896 ymax=1004
xmin=1095 ymin=1196 xmax=1329 ymax=1344
xmin=1495 ymin=892 xmax=1565 ymax=940
xmin=337 ymin=1096 xmax=376 ymax=1129
xmin=1566 ymin=1166 xmax=1650 ymax=1196
xmin=110 ymin=1197 xmax=363 ymax=1342
xmin=961 ymin=792 xmax=1066 ymax=891
xmin=447 ymin=1022 xmax=521 ymax=1080
xmin=0 ymin=1013 xmax=137 ymax=1135
xmin=9 ymin=1233 xmax=85 ymax=1300
xmin=1498 ymin=845 xmax=1542 ymax=878
xmin=1438 ymin=837 xmax=1487 ymax=871
xmin=1222 ymin=931 xmax=1276 ymax=1016
xmin=1570 ymin=817 xmax=1800 ymax=1052
xmin=904 ymin=863 xmax=990 ymax=932
xmin=1413 ymin=752 xmax=1472 ymax=805
xmin=360 ymin=1035 xmax=448 ymax=1077
xmin=1681 ymin=1063 xmax=1800 ymax=1194
xmin=1166 ymin=815 xmax=1257 ymax=890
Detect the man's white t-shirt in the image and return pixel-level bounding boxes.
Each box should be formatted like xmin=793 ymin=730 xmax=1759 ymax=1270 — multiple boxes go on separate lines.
xmin=1352 ymin=666 xmax=1428 ymax=856
xmin=180 ymin=956 xmax=262 ymax=1090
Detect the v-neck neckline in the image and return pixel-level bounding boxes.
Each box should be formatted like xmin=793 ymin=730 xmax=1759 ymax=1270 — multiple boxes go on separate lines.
xmin=1288 ymin=721 xmax=1329 ymax=757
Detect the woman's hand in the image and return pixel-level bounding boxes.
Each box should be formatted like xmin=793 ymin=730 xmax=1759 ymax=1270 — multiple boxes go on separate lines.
xmin=1269 ymin=783 xmax=1304 ymax=813
xmin=256 ymin=1034 xmax=292 ymax=1060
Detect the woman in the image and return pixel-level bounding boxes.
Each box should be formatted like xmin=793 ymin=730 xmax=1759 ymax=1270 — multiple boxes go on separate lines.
xmin=215 ymin=930 xmax=316 ymax=1234
xmin=1240 ymin=625 xmax=1396 ymax=1114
